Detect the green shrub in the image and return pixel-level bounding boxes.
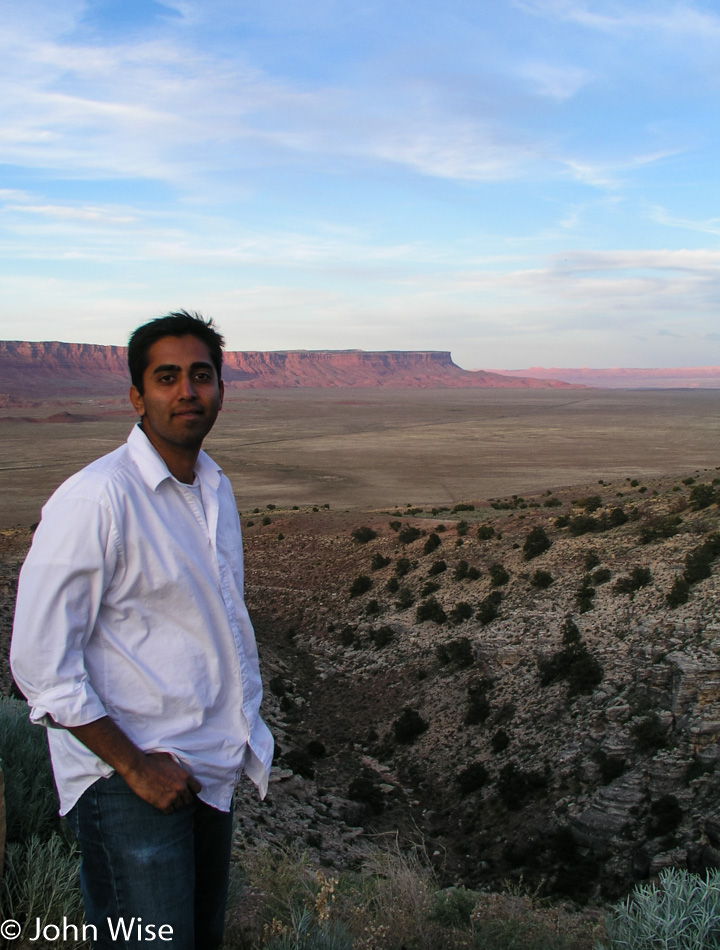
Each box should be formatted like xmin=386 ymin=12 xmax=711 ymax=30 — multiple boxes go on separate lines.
xmin=466 ymin=566 xmax=481 ymax=580
xmin=416 ymin=597 xmax=447 ymax=624
xmin=576 ymin=576 xmax=595 ymax=613
xmin=530 ymin=571 xmax=553 ymax=590
xmin=398 ymin=525 xmax=422 ymax=544
xmin=640 ymin=514 xmax=682 ymax=543
xmin=449 ymin=601 xmax=473 ymax=624
xmin=453 ymin=559 xmax=469 ymax=580
xmin=395 ymin=556 xmax=412 ymax=577
xmin=452 ymin=503 xmax=475 ymax=513
xmin=388 ymin=520 xmax=401 ymax=531
xmin=428 ymin=560 xmax=447 ymax=576
xmin=456 ymin=764 xmax=489 ymax=796
xmin=351 ymin=525 xmax=377 ymax=543
xmin=690 ymin=483 xmax=717 ymax=510
xmin=543 ymin=496 xmax=562 ymax=508
xmin=591 ymin=567 xmax=612 ymax=585
xmin=576 ymin=495 xmax=602 ymax=512
xmin=667 ymin=575 xmax=690 ymax=607
xmin=477 ymin=524 xmax=495 ymax=540
xmin=430 ymin=886 xmax=477 ymax=926
xmin=598 ymin=868 xmax=720 ymax=950
xmin=568 ymin=514 xmax=597 ymax=536
xmin=349 ymin=575 xmax=372 ymax=598
xmin=0 ymin=698 xmax=60 ymax=843
xmin=262 ymin=515 xmax=272 ymax=525
xmin=491 ymin=729 xmax=510 ymax=753
xmin=539 ymin=619 xmax=603 ymax=696
xmin=395 ymin=586 xmax=415 ymax=610
xmin=614 ymin=566 xmax=652 ymax=594
xmin=420 ymin=580 xmax=440 ymax=597
xmin=385 ymin=576 xmax=399 ymax=593
xmin=370 ymin=625 xmax=394 ymax=648
xmin=523 ymin=526 xmax=552 ymax=560
xmin=370 ymin=553 xmax=391 ymax=570
xmin=445 ymin=637 xmax=474 ymax=666
xmin=423 ymin=532 xmax=441 ymax=554
xmin=455 ymin=520 xmax=469 ymax=537
xmin=477 ymin=591 xmax=502 ymax=625
xmin=489 ymin=563 xmax=510 ymax=586
xmin=392 ymin=708 xmax=429 ymax=743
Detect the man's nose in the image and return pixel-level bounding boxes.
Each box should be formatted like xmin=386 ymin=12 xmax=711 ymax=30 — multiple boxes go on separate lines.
xmin=178 ymin=374 xmax=198 ymax=398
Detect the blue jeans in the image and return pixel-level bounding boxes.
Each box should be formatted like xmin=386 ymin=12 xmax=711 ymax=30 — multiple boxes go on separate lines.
xmin=66 ymin=773 xmax=233 ymax=950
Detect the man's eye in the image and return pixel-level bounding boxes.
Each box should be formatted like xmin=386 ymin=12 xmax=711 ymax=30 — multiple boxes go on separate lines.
xmin=194 ymin=372 xmax=212 ymax=381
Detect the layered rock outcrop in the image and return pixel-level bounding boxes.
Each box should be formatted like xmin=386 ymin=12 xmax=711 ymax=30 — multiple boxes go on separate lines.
xmin=0 ymin=341 xmax=578 ymax=395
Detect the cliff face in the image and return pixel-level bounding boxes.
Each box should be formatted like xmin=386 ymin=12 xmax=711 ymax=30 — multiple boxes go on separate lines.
xmin=491 ymin=366 xmax=720 ymax=389
xmin=0 ymin=341 xmax=578 ymax=395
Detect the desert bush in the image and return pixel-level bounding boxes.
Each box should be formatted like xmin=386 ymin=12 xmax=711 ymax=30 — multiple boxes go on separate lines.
xmin=420 ymin=580 xmax=441 ymax=598
xmin=543 ymin=496 xmax=562 ymax=508
xmin=576 ymin=495 xmax=603 ymax=512
xmin=347 ymin=776 xmax=385 ymax=815
xmin=497 ymin=762 xmax=549 ymax=811
xmin=454 ymin=559 xmax=469 ymax=580
xmin=455 ymin=520 xmax=469 ymax=537
xmin=649 ymin=794 xmax=683 ymax=835
xmin=423 ymin=532 xmax=441 ymax=554
xmin=282 ymin=748 xmax=316 ymax=779
xmin=365 ymin=598 xmax=381 ymax=616
xmin=576 ymin=576 xmax=595 ymax=613
xmin=632 ymin=713 xmax=669 ymax=754
xmin=523 ymin=526 xmax=552 ymax=560
xmin=369 ymin=625 xmax=394 ymax=648
xmin=416 ymin=597 xmax=447 ymax=625
xmin=465 ymin=679 xmax=492 ymax=725
xmin=349 ymin=575 xmax=372 ymax=598
xmin=351 ymin=526 xmax=377 ymax=543
xmin=614 ymin=566 xmax=652 ymax=595
xmin=538 ymin=618 xmax=603 ymax=696
xmin=489 ymin=563 xmax=510 ymax=586
xmin=428 ymin=559 xmax=447 ymax=576
xmin=0 ymin=698 xmax=60 ymax=844
xmin=452 ymin=503 xmax=475 ymax=513
xmin=667 ymin=575 xmax=690 ymax=607
xmin=591 ymin=567 xmax=612 ymax=585
xmin=690 ymin=483 xmax=717 ymax=510
xmin=398 ymin=525 xmax=422 ymax=544
xmin=477 ymin=524 xmax=495 ymax=540
xmin=388 ymin=520 xmax=401 ymax=531
xmin=466 ymin=566 xmax=481 ymax=580
xmin=370 ymin=553 xmax=391 ymax=571
xmin=530 ymin=570 xmax=553 ymax=589
xmin=491 ymin=729 xmax=510 ymax=753
xmin=392 ymin=708 xmax=429 ymax=743
xmin=640 ymin=514 xmax=682 ymax=543
xmin=477 ymin=591 xmax=502 ymax=625
xmin=598 ymin=867 xmax=720 ymax=950
xmin=262 ymin=515 xmax=272 ymax=526
xmin=568 ymin=514 xmax=597 ymax=536
xmin=395 ymin=586 xmax=415 ymax=610
xmin=456 ymin=763 xmax=489 ymax=796
xmin=385 ymin=576 xmax=399 ymax=593
xmin=445 ymin=637 xmax=474 ymax=666
xmin=449 ymin=601 xmax=473 ymax=624
xmin=395 ymin=556 xmax=412 ymax=577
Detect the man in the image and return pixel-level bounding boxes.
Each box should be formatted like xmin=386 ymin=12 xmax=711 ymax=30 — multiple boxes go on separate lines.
xmin=11 ymin=311 xmax=273 ymax=949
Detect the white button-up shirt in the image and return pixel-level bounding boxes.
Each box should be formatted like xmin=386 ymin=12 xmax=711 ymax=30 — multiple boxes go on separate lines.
xmin=11 ymin=425 xmax=273 ymax=815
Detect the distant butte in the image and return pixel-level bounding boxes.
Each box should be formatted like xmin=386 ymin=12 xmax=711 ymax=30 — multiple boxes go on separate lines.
xmin=0 ymin=341 xmax=581 ymax=396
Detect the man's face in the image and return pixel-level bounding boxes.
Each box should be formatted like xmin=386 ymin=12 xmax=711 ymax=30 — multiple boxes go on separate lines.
xmin=129 ymin=335 xmax=224 ymax=459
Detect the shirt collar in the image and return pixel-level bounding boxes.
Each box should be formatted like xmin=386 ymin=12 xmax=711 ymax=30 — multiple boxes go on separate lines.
xmin=127 ymin=424 xmax=222 ymax=493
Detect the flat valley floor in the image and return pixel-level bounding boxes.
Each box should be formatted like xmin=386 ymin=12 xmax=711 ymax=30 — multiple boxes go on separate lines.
xmin=2 ymin=387 xmax=720 ymax=528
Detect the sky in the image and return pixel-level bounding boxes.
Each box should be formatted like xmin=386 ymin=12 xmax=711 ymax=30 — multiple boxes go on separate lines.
xmin=1 ymin=0 xmax=719 ymax=369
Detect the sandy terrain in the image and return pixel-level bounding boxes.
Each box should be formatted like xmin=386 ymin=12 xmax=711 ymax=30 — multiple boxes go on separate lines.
xmin=1 ymin=387 xmax=719 ymax=528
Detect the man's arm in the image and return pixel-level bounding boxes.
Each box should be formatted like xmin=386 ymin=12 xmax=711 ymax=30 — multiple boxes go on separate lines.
xmin=67 ymin=717 xmax=201 ymax=813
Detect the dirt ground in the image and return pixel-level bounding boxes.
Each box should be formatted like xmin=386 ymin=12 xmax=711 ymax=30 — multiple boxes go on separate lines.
xmin=1 ymin=387 xmax=719 ymax=528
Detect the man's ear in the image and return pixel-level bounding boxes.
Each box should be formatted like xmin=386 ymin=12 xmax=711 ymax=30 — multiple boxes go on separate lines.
xmin=219 ymin=379 xmax=225 ymax=410
xmin=129 ymin=385 xmax=145 ymax=417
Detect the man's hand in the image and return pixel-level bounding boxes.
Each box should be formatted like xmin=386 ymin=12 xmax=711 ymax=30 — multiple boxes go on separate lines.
xmin=66 ymin=717 xmax=202 ymax=813
xmin=125 ymin=751 xmax=202 ymax=813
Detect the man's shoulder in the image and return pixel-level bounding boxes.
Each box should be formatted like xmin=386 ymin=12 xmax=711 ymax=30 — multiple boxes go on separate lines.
xmin=49 ymin=441 xmax=138 ymax=507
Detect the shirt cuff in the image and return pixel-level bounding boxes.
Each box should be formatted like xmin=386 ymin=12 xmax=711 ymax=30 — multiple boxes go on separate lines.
xmin=27 ymin=681 xmax=107 ymax=730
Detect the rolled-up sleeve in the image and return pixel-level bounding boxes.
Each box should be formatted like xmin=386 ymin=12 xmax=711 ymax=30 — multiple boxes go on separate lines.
xmin=11 ymin=493 xmax=119 ymax=729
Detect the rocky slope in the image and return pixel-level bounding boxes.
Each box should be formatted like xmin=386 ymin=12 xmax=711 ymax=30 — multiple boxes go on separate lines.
xmin=238 ymin=471 xmax=720 ymax=901
xmin=0 ymin=341 xmax=577 ymax=396
xmin=4 ymin=470 xmax=720 ymax=903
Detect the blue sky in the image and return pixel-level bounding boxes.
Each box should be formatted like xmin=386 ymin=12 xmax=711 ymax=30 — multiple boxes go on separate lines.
xmin=1 ymin=0 xmax=719 ymax=369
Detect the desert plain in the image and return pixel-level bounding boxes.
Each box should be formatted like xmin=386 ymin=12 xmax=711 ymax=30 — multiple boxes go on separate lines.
xmin=2 ymin=386 xmax=720 ymax=527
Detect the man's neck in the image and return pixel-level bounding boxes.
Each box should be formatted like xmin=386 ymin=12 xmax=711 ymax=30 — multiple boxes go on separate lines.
xmin=139 ymin=424 xmax=201 ymax=484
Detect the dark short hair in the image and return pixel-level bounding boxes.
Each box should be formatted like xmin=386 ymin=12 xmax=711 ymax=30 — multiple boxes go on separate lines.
xmin=128 ymin=311 xmax=225 ymax=393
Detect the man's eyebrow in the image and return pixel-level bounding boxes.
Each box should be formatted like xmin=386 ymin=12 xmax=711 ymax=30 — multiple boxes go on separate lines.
xmin=151 ymin=361 xmax=214 ymax=375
